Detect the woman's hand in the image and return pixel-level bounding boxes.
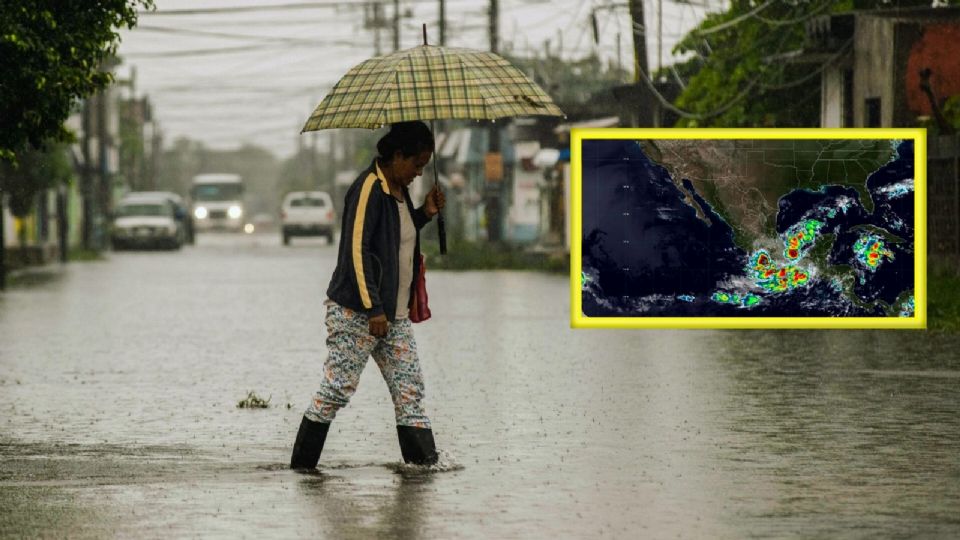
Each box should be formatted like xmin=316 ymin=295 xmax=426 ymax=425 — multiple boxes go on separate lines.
xmin=369 ymin=313 xmax=388 ymax=337
xmin=423 ymin=185 xmax=446 ymax=217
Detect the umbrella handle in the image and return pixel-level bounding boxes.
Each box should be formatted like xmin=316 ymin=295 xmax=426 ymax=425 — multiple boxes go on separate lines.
xmin=430 ymin=118 xmax=447 ymax=255
xmin=438 ymin=212 xmax=447 ymax=255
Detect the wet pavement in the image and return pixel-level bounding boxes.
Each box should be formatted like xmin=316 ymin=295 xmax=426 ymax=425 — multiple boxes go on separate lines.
xmin=1 ymin=232 xmax=959 ymax=538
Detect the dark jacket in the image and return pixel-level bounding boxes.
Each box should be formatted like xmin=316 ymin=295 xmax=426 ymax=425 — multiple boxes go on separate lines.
xmin=327 ymin=160 xmax=432 ymax=322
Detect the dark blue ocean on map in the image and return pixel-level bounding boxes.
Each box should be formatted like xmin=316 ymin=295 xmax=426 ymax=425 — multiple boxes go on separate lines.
xmin=582 ymin=139 xmax=914 ymax=317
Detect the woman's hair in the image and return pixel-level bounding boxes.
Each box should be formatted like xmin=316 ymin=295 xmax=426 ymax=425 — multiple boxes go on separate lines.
xmin=376 ymin=121 xmax=434 ymax=162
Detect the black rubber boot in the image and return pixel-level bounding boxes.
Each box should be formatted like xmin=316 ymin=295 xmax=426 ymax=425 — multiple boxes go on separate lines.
xmin=290 ymin=417 xmax=330 ymax=470
xmin=396 ymin=425 xmax=439 ymax=465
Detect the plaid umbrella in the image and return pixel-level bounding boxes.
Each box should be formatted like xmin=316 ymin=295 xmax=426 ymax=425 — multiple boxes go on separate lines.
xmin=301 ymin=44 xmax=564 ymax=131
xmin=303 ymin=32 xmax=563 ymax=254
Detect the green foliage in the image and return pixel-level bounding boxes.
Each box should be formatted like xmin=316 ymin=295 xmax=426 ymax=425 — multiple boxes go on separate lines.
xmin=918 ymin=94 xmax=960 ymax=133
xmin=0 ymin=1 xmax=154 ymax=162
xmin=421 ymin=239 xmax=567 ymax=273
xmin=672 ymin=0 xmax=960 ymax=127
xmin=928 ymin=261 xmax=960 ymax=332
xmin=671 ymin=1 xmax=832 ymax=127
xmin=68 ymin=248 xmax=106 ymax=262
xmin=945 ymin=95 xmax=960 ymax=129
xmin=0 ymin=142 xmax=73 ymax=218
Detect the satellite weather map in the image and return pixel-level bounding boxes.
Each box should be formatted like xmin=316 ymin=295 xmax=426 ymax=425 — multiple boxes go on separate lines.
xmin=580 ymin=136 xmax=919 ymax=320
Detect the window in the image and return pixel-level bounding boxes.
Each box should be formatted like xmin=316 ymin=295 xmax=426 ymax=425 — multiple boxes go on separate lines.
xmin=865 ymin=97 xmax=881 ymax=127
xmin=843 ymin=69 xmax=854 ymax=128
xmin=117 ymin=204 xmax=169 ymax=217
xmin=193 ymin=183 xmax=242 ymax=201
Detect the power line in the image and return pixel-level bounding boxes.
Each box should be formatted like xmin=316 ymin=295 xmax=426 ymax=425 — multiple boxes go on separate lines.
xmin=636 ymin=60 xmax=760 ymax=120
xmin=139 ymin=2 xmax=364 ymax=16
xmin=752 ymin=1 xmax=833 ymax=26
xmin=138 ymin=0 xmax=476 ymax=16
xmin=759 ymin=38 xmax=852 ymax=91
xmin=634 ymin=8 xmax=827 ymax=121
xmin=133 ymin=24 xmax=364 ymax=46
xmin=123 ymin=44 xmax=277 ymax=58
xmin=692 ymin=0 xmax=775 ymax=36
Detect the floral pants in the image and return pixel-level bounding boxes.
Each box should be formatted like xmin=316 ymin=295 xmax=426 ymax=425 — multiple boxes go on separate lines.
xmin=305 ymin=304 xmax=431 ymax=428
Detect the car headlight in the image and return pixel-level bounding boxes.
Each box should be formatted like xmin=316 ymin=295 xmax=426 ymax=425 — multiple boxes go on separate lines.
xmin=228 ymin=205 xmax=242 ymax=219
xmin=194 ymin=207 xmax=208 ymax=219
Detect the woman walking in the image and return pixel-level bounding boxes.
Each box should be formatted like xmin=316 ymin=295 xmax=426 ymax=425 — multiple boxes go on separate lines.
xmin=290 ymin=121 xmax=445 ymax=469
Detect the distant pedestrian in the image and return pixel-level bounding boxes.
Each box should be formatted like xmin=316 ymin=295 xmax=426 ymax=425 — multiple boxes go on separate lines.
xmin=290 ymin=121 xmax=445 ymax=469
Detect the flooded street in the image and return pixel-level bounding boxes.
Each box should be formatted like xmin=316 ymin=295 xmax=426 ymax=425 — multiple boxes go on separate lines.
xmin=1 ymin=233 xmax=959 ymax=538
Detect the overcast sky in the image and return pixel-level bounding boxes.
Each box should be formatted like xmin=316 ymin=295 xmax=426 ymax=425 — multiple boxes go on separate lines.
xmin=115 ymin=0 xmax=723 ymax=159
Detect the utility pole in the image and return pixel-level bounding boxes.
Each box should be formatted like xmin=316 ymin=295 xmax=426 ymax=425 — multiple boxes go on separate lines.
xmin=372 ymin=2 xmax=383 ymax=56
xmin=81 ymin=97 xmax=94 ymax=250
xmin=56 ymin=180 xmax=67 ymax=263
xmin=628 ymin=0 xmax=653 ymax=126
xmin=393 ymin=0 xmax=400 ymax=51
xmin=617 ymin=32 xmax=623 ymax=78
xmin=657 ymin=0 xmax=663 ymax=74
xmin=489 ymin=0 xmax=498 ymax=54
xmin=438 ymin=0 xmax=446 ymax=46
xmin=0 ymin=185 xmax=6 ymax=291
xmin=97 ymin=88 xmax=110 ymax=251
xmin=310 ymin=132 xmax=319 ymax=189
xmin=485 ymin=0 xmax=502 ymax=243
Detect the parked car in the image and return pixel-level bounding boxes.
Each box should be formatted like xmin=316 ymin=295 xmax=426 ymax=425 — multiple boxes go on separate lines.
xmin=120 ymin=191 xmax=194 ymax=244
xmin=280 ymin=191 xmax=336 ymax=245
xmin=111 ymin=194 xmax=185 ymax=250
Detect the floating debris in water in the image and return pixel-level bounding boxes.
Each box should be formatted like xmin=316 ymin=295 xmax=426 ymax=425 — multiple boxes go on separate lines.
xmin=237 ymin=391 xmax=271 ymax=409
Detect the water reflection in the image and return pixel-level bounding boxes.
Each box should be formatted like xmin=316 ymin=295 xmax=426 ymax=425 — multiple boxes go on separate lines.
xmin=296 ymin=467 xmax=433 ymax=539
xmin=706 ymin=330 xmax=960 ymax=535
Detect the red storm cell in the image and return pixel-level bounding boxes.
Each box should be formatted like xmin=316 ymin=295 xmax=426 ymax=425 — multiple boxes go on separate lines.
xmin=788 ymin=249 xmax=799 ymax=258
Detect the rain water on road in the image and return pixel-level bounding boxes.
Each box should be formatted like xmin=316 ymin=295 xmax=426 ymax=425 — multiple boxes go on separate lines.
xmin=2 ymin=233 xmax=959 ymax=538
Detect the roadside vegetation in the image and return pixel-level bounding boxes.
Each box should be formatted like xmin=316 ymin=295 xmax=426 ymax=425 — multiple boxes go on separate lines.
xmin=928 ymin=261 xmax=960 ymax=332
xmin=68 ymin=248 xmax=105 ymax=262
xmin=422 ymin=240 xmax=567 ymax=273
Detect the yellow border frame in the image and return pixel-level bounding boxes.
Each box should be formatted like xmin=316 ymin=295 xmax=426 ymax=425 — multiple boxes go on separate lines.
xmin=570 ymin=128 xmax=927 ymax=330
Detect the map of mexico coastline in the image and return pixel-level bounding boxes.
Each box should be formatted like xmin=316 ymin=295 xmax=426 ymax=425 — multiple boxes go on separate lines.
xmin=580 ymin=136 xmax=917 ymax=320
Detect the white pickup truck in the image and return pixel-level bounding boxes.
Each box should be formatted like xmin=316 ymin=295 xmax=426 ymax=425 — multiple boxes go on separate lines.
xmin=280 ymin=191 xmax=336 ymax=245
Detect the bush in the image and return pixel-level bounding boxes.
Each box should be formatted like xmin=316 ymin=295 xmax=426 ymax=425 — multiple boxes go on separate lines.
xmin=928 ymin=260 xmax=960 ymax=332
xmin=422 ymin=240 xmax=567 ymax=273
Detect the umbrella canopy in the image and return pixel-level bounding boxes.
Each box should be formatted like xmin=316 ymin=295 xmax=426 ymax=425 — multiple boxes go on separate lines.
xmin=302 ymin=44 xmax=564 ymax=131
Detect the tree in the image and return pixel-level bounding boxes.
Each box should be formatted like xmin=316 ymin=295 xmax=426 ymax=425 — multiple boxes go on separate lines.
xmin=0 ymin=142 xmax=73 ymax=248
xmin=668 ymin=1 xmax=833 ymax=127
xmin=670 ymin=0 xmax=960 ymax=127
xmin=0 ymin=1 xmax=154 ymax=162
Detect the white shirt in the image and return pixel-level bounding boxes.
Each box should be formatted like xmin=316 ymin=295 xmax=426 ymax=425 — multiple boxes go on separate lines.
xmin=395 ymin=198 xmax=416 ymax=320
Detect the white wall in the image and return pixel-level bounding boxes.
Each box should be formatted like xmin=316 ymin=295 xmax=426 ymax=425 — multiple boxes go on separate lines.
xmin=821 ymin=66 xmax=844 ymax=128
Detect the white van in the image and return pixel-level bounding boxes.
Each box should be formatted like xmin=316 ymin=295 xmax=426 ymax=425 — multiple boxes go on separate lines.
xmin=191 ymin=174 xmax=245 ymax=232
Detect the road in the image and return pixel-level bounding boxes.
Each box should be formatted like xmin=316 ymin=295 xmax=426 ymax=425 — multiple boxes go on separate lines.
xmin=2 ymin=232 xmax=959 ymax=538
